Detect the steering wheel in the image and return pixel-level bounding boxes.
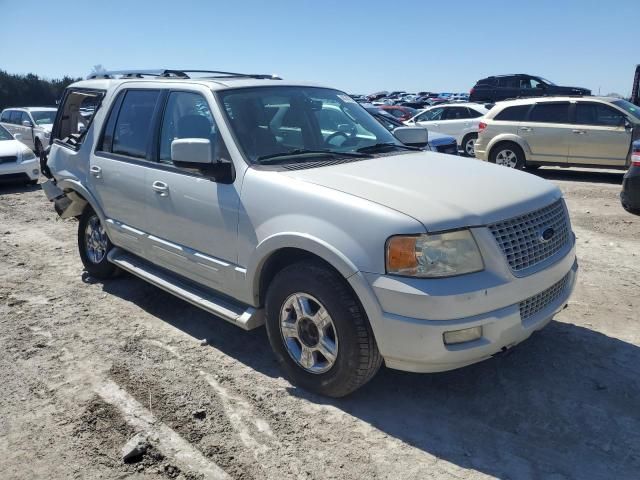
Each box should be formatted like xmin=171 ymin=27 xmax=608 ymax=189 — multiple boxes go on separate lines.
xmin=324 ymin=131 xmax=350 ymax=147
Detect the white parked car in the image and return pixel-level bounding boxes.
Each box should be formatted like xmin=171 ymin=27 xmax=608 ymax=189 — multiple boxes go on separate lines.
xmin=0 ymin=124 xmax=40 ymax=184
xmin=0 ymin=107 xmax=57 ymax=155
xmin=406 ymin=103 xmax=489 ymax=156
xmin=42 ymin=69 xmax=577 ymax=397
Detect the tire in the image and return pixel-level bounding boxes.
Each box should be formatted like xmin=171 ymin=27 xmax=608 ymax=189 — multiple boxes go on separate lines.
xmin=461 ymin=133 xmax=478 ymax=157
xmin=34 ymin=138 xmax=42 ymax=157
xmin=489 ymin=142 xmax=525 ymax=169
xmin=265 ymin=260 xmax=382 ymax=397
xmin=77 ymin=207 xmax=118 ymax=279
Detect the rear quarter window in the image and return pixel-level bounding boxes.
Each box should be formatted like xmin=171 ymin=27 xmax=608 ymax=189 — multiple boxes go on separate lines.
xmin=528 ymin=103 xmax=570 ymax=123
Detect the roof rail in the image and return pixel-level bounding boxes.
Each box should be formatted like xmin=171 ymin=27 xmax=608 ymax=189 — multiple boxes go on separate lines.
xmin=86 ymin=69 xmax=282 ymax=80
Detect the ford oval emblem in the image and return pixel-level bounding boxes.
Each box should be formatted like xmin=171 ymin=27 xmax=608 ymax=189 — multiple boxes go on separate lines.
xmin=540 ymin=227 xmax=555 ymax=243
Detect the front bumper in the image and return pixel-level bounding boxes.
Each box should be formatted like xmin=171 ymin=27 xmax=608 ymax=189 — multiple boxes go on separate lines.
xmin=356 ymin=244 xmax=577 ymax=373
xmin=0 ymin=158 xmax=39 ymax=181
xmin=621 ymin=166 xmax=640 ymax=211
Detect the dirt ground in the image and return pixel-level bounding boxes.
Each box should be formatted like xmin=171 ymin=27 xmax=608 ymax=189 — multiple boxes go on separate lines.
xmin=1 ymin=167 xmax=639 ymax=480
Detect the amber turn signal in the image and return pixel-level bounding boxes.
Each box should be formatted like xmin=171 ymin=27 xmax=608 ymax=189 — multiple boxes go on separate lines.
xmin=386 ymin=236 xmax=418 ymax=272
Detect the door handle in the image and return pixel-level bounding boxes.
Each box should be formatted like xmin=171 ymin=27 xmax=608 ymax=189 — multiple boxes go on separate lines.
xmin=152 ymin=180 xmax=169 ymax=196
xmin=572 ymin=129 xmax=586 ymax=135
xmin=520 ymin=127 xmax=533 ymax=132
xmin=89 ymin=165 xmax=102 ymax=178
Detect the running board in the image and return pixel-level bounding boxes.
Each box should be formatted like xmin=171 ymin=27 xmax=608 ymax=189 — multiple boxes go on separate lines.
xmin=107 ymin=248 xmax=263 ymax=330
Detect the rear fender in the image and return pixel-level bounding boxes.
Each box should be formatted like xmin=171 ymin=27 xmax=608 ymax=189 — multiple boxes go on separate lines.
xmin=51 ymin=178 xmax=105 ymax=221
xmin=487 ymin=134 xmax=531 ymax=160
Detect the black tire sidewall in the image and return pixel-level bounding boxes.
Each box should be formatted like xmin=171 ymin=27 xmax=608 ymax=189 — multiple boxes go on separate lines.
xmin=490 ymin=142 xmax=525 ymax=169
xmin=462 ymin=133 xmax=478 ymax=157
xmin=78 ymin=208 xmax=117 ymax=279
xmin=265 ymin=262 xmax=377 ymax=397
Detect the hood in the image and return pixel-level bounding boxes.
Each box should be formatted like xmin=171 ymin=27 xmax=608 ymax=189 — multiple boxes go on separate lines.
xmin=280 ymin=153 xmax=561 ymax=231
xmin=0 ymin=139 xmax=27 ymax=157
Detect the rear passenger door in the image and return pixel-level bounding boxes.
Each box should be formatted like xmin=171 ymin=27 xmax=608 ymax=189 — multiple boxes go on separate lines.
xmin=569 ymin=102 xmax=631 ymax=166
xmin=144 ymin=89 xmax=240 ymax=294
xmin=497 ymin=77 xmax=521 ymax=101
xmin=438 ymin=107 xmax=473 ymax=141
xmin=92 ymin=89 xmax=161 ymax=258
xmin=518 ymin=102 xmax=571 ymax=164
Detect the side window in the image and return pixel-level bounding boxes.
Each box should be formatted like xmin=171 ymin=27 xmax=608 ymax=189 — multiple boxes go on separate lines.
xmin=10 ymin=111 xmax=22 ymax=124
xmin=1 ymin=111 xmax=11 ymax=123
xmin=466 ymin=107 xmax=484 ymax=118
xmin=20 ymin=112 xmax=32 ymax=126
xmin=112 ymin=90 xmax=160 ymax=159
xmin=575 ymin=103 xmax=626 ymax=127
xmin=159 ymin=91 xmax=225 ymax=165
xmin=418 ymin=108 xmax=444 ymax=121
xmin=494 ymin=105 xmax=531 ymax=121
xmin=498 ymin=77 xmax=519 ymax=88
xmin=54 ymin=89 xmax=105 ymax=148
xmin=529 ymin=103 xmax=570 ymax=123
xmin=444 ymin=107 xmax=471 ymax=120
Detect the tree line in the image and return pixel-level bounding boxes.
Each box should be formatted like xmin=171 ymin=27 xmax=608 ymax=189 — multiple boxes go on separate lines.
xmin=0 ymin=70 xmax=81 ymax=111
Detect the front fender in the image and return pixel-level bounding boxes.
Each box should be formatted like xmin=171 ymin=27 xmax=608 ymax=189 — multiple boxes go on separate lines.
xmin=247 ymin=232 xmax=360 ymax=303
xmin=486 ymin=133 xmax=531 ymax=160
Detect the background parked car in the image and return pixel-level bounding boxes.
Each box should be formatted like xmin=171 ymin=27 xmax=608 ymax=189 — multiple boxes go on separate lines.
xmin=474 ymin=96 xmax=640 ymax=170
xmin=469 ymin=74 xmax=591 ymax=103
xmin=0 ymin=124 xmax=40 ymax=184
xmin=0 ymin=107 xmax=57 ymax=155
xmin=378 ymin=105 xmax=418 ymax=121
xmin=405 ymin=103 xmax=489 ymax=156
xmin=621 ymin=140 xmax=640 ymax=214
xmin=363 ymin=104 xmax=459 ymax=155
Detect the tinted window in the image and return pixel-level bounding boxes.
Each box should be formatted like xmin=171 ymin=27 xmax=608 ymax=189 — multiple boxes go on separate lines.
xmin=10 ymin=111 xmax=22 ymax=124
xmin=19 ymin=112 xmax=32 ymax=125
xmin=444 ymin=107 xmax=471 ymax=120
xmin=388 ymin=109 xmax=406 ymax=118
xmin=529 ymin=103 xmax=570 ymax=123
xmin=112 ymin=90 xmax=160 ymax=158
xmin=498 ymin=77 xmax=519 ymax=88
xmin=466 ymin=107 xmax=484 ymax=118
xmin=476 ymin=78 xmax=496 ymax=86
xmin=159 ymin=91 xmax=224 ymax=165
xmin=0 ymin=111 xmax=11 ymax=123
xmin=417 ymin=107 xmax=444 ymax=121
xmin=575 ymin=103 xmax=626 ymax=126
xmin=494 ymin=105 xmax=531 ymax=121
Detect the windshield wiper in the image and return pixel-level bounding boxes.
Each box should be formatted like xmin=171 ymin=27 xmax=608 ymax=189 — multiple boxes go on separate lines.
xmin=257 ymin=149 xmax=371 ymax=164
xmin=356 ymin=143 xmax=421 ymax=153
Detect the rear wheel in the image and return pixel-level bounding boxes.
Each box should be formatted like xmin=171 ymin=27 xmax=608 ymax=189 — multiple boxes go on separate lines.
xmin=265 ymin=260 xmax=382 ymax=397
xmin=461 ymin=133 xmax=478 ymax=157
xmin=490 ymin=142 xmax=525 ymax=169
xmin=78 ymin=207 xmax=118 ymax=279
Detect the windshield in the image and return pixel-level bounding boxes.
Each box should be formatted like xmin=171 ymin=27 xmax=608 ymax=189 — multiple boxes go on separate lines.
xmin=612 ymin=99 xmax=640 ymax=121
xmin=537 ymin=77 xmax=556 ymax=86
xmin=0 ymin=125 xmax=12 ymax=140
xmin=218 ymin=86 xmax=403 ymax=164
xmin=30 ymin=110 xmax=57 ymax=125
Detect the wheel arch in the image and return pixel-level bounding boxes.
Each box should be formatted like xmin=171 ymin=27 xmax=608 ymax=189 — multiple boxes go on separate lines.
xmin=56 ymin=178 xmax=106 ymax=220
xmin=487 ymin=135 xmax=531 ymax=161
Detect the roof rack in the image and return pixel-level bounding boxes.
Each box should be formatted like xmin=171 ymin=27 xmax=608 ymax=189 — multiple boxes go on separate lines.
xmin=86 ymin=69 xmax=282 ymax=80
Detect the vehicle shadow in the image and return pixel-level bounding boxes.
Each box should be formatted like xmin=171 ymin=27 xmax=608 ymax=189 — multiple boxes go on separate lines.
xmin=0 ymin=181 xmax=40 ymax=194
xmin=100 ymin=274 xmax=639 ymax=479
xmin=533 ymin=168 xmax=625 ymax=185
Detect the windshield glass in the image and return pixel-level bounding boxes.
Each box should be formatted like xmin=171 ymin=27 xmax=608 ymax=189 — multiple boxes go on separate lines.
xmin=0 ymin=125 xmax=12 ymax=140
xmin=537 ymin=77 xmax=556 ymax=86
xmin=30 ymin=110 xmax=57 ymax=125
xmin=218 ymin=86 xmax=403 ymax=163
xmin=612 ymin=99 xmax=640 ymax=121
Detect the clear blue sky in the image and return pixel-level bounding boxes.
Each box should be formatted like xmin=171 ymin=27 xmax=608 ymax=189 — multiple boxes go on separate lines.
xmin=1 ymin=0 xmax=637 ymax=95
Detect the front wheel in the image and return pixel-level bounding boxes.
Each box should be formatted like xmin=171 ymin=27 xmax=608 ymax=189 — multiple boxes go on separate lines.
xmin=265 ymin=261 xmax=382 ymax=397
xmin=78 ymin=207 xmax=118 ymax=279
xmin=490 ymin=142 xmax=525 ymax=169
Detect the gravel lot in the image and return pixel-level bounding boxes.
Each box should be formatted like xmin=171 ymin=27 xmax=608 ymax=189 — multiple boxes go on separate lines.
xmin=1 ymin=168 xmax=639 ymax=480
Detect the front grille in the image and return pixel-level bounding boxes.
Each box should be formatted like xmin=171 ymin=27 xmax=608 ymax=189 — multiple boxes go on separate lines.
xmin=519 ymin=273 xmax=570 ymax=321
xmin=0 ymin=155 xmax=17 ymax=164
xmin=489 ymin=199 xmax=570 ymax=275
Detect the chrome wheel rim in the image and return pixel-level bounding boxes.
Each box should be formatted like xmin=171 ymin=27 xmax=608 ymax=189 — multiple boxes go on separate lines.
xmin=279 ymin=293 xmax=338 ymax=374
xmin=495 ymin=149 xmax=518 ymax=168
xmin=465 ymin=138 xmax=475 ymax=156
xmin=84 ymin=215 xmax=108 ymax=264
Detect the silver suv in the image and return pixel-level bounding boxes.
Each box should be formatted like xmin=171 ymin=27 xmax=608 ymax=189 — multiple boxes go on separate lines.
xmin=475 ymin=96 xmax=640 ymax=169
xmin=42 ymin=69 xmax=578 ymax=397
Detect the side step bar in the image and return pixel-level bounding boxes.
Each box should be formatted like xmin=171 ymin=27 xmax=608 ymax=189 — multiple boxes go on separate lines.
xmin=107 ymin=248 xmax=264 ymax=330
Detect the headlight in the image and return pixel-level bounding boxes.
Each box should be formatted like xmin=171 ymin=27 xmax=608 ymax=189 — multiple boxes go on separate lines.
xmin=44 ymin=132 xmax=51 ymax=139
xmin=386 ymin=230 xmax=484 ymax=278
xmin=20 ymin=149 xmax=37 ymax=162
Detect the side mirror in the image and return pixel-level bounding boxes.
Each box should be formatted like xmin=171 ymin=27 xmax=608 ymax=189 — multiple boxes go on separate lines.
xmin=171 ymin=138 xmax=234 ymax=183
xmin=22 ymin=120 xmax=34 ymax=128
xmin=394 ymin=126 xmax=428 ymax=147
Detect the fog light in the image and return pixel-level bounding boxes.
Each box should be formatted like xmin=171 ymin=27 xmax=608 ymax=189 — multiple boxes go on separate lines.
xmin=443 ymin=326 xmax=482 ymax=345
